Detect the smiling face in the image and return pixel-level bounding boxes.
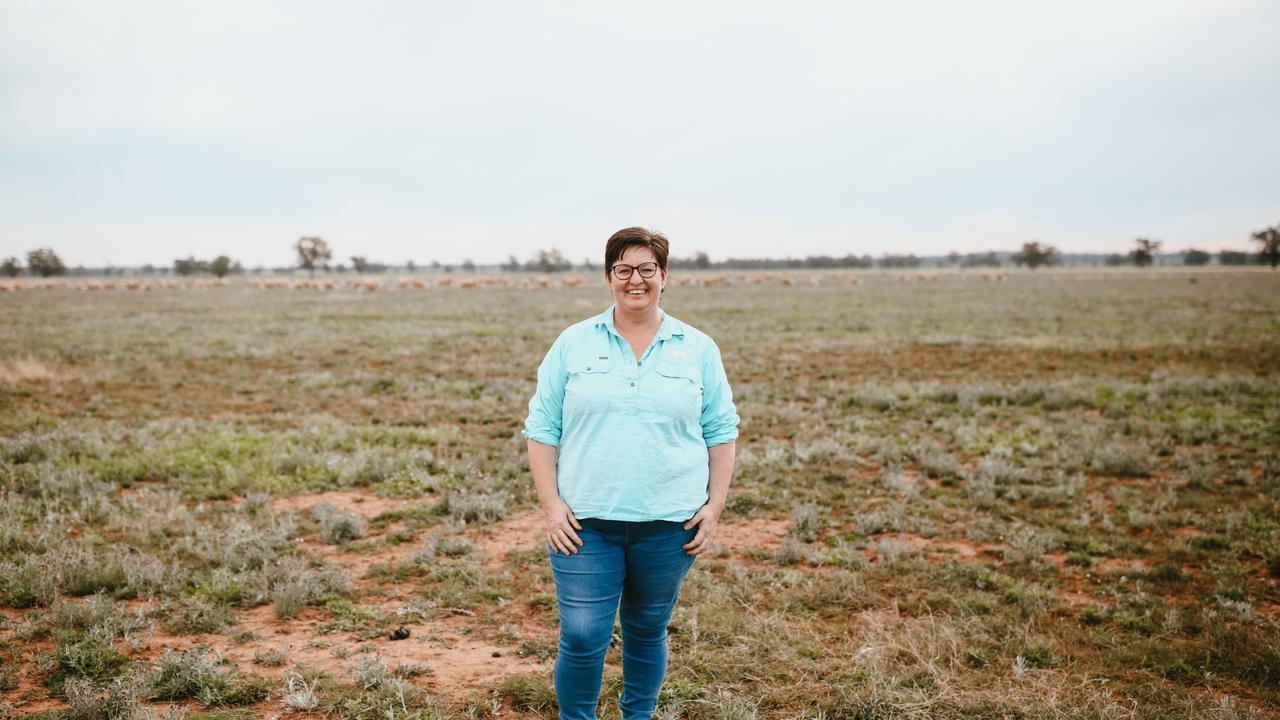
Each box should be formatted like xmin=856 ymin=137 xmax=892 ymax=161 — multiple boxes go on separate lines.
xmin=606 ymin=244 xmax=667 ymax=315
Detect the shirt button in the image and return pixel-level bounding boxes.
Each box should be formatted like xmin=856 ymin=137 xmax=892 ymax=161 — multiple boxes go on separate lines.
xmin=629 ymin=382 xmax=635 ymax=387
xmin=586 ymin=366 xmax=591 ymax=371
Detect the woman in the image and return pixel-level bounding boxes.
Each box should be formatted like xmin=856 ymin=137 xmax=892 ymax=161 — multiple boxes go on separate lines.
xmin=523 ymin=226 xmax=739 ymax=720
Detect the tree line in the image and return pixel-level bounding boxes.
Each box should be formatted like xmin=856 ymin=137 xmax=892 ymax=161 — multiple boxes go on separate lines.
xmin=5 ymin=225 xmax=1278 ymax=278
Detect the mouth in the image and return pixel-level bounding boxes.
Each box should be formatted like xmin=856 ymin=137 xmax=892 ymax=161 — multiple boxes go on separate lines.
xmin=625 ymin=288 xmax=647 ymax=296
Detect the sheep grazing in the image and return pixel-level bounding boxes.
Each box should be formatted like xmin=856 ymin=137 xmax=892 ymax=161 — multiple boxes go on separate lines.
xmin=778 ymin=275 xmax=793 ymax=286
xmin=458 ymin=277 xmax=478 ymax=289
xmin=847 ymin=276 xmax=861 ymax=285
xmin=808 ymin=275 xmax=823 ymax=286
xmin=562 ymin=275 xmax=582 ymax=287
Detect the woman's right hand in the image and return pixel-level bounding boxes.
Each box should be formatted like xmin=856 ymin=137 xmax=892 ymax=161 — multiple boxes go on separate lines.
xmin=543 ymin=498 xmax=584 ymax=555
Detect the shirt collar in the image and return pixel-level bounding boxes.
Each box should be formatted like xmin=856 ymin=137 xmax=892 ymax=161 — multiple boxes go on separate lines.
xmin=596 ymin=304 xmax=685 ymax=340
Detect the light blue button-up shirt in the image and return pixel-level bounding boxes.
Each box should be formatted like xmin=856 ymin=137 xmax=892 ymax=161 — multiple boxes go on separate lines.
xmin=523 ymin=305 xmax=739 ymax=522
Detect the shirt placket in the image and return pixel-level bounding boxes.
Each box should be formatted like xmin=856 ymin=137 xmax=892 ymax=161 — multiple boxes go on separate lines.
xmin=612 ymin=330 xmax=664 ymax=416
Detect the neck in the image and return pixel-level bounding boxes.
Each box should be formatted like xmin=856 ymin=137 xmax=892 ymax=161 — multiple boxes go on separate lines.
xmin=613 ymin=304 xmax=661 ymax=331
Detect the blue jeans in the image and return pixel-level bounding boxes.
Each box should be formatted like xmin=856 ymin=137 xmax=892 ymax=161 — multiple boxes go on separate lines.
xmin=548 ymin=518 xmax=696 ymax=720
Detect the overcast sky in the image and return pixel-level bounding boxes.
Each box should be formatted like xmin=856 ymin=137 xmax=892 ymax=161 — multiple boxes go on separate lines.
xmin=2 ymin=0 xmax=1278 ymax=268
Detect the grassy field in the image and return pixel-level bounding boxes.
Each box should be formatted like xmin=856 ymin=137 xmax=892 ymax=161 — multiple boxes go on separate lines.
xmin=1 ymin=268 xmax=1278 ymax=719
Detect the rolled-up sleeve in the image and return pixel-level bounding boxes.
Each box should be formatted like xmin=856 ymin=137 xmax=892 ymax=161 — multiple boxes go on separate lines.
xmin=522 ymin=334 xmax=568 ymax=447
xmin=699 ymin=339 xmax=739 ymax=447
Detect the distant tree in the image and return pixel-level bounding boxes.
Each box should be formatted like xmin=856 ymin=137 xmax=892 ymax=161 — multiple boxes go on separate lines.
xmin=173 ymin=257 xmax=210 ymax=276
xmin=140 ymin=263 xmax=156 ymax=275
xmin=209 ymin=256 xmax=234 ymax=278
xmin=1252 ymin=224 xmax=1280 ymax=268
xmin=461 ymin=258 xmax=476 ymax=273
xmin=294 ymin=236 xmax=332 ymax=277
xmin=406 ymin=259 xmax=416 ymax=273
xmin=805 ymin=255 xmax=839 ymax=269
xmin=528 ymin=248 xmax=571 ymax=273
xmin=962 ymin=252 xmax=1001 ymax=268
xmin=946 ymin=251 xmax=961 ymax=265
xmin=693 ymin=251 xmax=711 ymax=270
xmin=26 ymin=248 xmax=66 ymax=277
xmin=1012 ymin=241 xmax=1061 ymax=269
xmin=879 ymin=254 xmax=921 ymax=269
xmin=351 ymin=256 xmax=369 ymax=274
xmin=1 ymin=257 xmax=20 ymax=278
xmin=430 ymin=260 xmax=442 ymax=273
xmin=1182 ymin=249 xmax=1211 ymax=266
xmin=1218 ymin=250 xmax=1250 ymax=266
xmin=1130 ymin=238 xmax=1161 ymax=267
xmin=502 ymin=255 xmax=521 ymax=272
xmin=1103 ymin=254 xmax=1127 ymax=267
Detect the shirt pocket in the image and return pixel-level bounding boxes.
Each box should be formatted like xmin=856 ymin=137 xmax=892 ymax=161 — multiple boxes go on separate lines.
xmin=652 ymin=360 xmax=702 ymax=421
xmin=564 ymin=357 xmax=615 ymax=416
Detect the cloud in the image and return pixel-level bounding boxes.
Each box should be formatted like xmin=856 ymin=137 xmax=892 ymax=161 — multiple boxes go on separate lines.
xmin=1 ymin=0 xmax=1278 ymax=264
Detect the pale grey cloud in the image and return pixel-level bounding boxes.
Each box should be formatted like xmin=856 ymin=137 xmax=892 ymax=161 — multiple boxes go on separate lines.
xmin=2 ymin=0 xmax=1277 ymax=266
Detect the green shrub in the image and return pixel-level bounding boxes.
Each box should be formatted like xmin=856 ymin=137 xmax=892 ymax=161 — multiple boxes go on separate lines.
xmin=46 ymin=627 xmax=129 ymax=695
xmin=789 ymin=502 xmax=825 ymax=543
xmin=63 ymin=674 xmax=146 ymax=720
xmin=313 ymin=503 xmax=365 ymax=544
xmin=1078 ymin=605 xmax=1108 ymax=626
xmin=1 ymin=555 xmax=58 ymax=608
xmin=1149 ymin=562 xmax=1187 ymax=582
xmin=1020 ymin=644 xmax=1055 ymax=669
xmin=149 ymin=646 xmax=272 ymax=707
xmin=494 ymin=674 xmax=557 ymax=712
xmin=162 ymin=598 xmax=231 ymax=634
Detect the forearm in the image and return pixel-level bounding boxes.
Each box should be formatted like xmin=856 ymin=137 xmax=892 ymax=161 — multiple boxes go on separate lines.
xmin=527 ymin=439 xmax=562 ymax=510
xmin=706 ymin=441 xmax=736 ymax=511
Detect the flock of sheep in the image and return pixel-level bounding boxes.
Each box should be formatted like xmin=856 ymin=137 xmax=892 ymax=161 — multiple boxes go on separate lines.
xmin=0 ymin=271 xmax=1020 ymax=294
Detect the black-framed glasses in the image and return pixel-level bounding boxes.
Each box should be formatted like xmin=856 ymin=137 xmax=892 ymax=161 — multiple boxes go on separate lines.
xmin=610 ymin=262 xmax=659 ymax=280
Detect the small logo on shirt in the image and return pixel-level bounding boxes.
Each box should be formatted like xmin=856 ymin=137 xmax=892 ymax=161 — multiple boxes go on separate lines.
xmin=669 ymin=350 xmax=688 ymax=360
xmin=598 ymin=356 xmax=608 ymax=360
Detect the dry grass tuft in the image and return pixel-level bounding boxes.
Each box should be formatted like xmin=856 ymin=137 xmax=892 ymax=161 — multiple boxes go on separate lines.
xmin=1 ymin=357 xmax=58 ymax=384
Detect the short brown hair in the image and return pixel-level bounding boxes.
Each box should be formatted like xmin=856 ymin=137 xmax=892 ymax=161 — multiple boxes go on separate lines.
xmin=604 ymin=227 xmax=669 ymax=279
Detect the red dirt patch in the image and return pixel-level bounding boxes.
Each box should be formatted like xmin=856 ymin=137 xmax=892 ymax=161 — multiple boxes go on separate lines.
xmin=271 ymin=490 xmax=406 ymax=519
xmin=869 ymin=532 xmax=989 ymax=562
xmin=715 ymin=517 xmax=790 ymax=554
xmin=475 ymin=508 xmax=546 ymax=563
xmin=129 ymin=603 xmax=550 ymax=701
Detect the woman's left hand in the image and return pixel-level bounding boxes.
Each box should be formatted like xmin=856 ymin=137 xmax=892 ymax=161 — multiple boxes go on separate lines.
xmin=682 ymin=504 xmax=722 ymax=556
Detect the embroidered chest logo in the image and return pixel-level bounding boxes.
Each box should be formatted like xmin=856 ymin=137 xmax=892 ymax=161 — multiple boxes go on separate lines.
xmin=669 ymin=349 xmax=688 ymax=360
